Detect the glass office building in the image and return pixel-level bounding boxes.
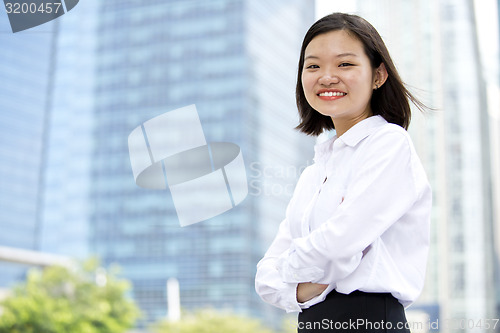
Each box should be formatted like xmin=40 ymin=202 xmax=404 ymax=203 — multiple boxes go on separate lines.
xmin=0 ymin=11 xmax=56 ymax=285
xmin=1 ymin=0 xmax=315 ymax=328
xmin=89 ymin=0 xmax=315 ymax=326
xmin=39 ymin=0 xmax=97 ymax=259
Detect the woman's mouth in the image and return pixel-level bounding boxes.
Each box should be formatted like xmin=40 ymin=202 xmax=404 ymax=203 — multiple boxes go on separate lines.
xmin=317 ymin=91 xmax=347 ymax=100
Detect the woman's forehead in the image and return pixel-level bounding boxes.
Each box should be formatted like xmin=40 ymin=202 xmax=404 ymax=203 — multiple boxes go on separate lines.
xmin=304 ymin=30 xmax=364 ymax=58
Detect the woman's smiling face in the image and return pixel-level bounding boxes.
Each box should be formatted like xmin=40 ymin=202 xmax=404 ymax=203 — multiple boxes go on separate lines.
xmin=301 ymin=29 xmax=382 ymax=126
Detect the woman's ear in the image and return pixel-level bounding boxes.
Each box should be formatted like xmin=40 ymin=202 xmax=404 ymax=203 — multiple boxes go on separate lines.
xmin=373 ymin=63 xmax=388 ymax=90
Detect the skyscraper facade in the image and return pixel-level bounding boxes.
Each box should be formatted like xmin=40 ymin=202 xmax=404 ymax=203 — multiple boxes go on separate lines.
xmin=0 ymin=11 xmax=56 ymax=285
xmin=1 ymin=0 xmax=315 ymax=328
xmin=87 ymin=0 xmax=314 ymax=326
xmin=40 ymin=0 xmax=97 ymax=259
xmin=356 ymin=0 xmax=497 ymax=330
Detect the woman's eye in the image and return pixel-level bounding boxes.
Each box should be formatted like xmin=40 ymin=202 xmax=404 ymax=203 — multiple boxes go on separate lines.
xmin=305 ymin=64 xmax=319 ymax=69
xmin=339 ymin=63 xmax=353 ymax=67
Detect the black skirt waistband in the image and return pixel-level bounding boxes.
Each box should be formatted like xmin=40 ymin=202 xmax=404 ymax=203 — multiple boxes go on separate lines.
xmin=297 ymin=290 xmax=410 ymax=333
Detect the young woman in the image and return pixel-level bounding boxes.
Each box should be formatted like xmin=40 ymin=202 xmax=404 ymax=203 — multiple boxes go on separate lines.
xmin=255 ymin=13 xmax=432 ymax=332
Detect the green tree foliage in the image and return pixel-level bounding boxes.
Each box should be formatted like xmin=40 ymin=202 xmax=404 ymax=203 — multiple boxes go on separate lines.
xmin=0 ymin=258 xmax=140 ymax=333
xmin=150 ymin=308 xmax=277 ymax=333
xmin=281 ymin=314 xmax=299 ymax=333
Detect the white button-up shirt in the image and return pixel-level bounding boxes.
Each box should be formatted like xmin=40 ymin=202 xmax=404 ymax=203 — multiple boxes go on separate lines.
xmin=255 ymin=115 xmax=432 ymax=313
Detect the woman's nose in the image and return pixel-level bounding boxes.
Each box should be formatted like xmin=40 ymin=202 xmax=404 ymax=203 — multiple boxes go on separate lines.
xmin=318 ymin=73 xmax=340 ymax=85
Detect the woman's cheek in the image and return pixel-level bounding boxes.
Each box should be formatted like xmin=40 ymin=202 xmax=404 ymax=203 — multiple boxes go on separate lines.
xmin=302 ymin=75 xmax=315 ymax=100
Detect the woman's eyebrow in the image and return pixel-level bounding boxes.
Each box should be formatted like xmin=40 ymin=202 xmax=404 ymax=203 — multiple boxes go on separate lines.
xmin=336 ymin=52 xmax=358 ymax=58
xmin=304 ymin=55 xmax=320 ymax=61
xmin=304 ymin=53 xmax=358 ymax=61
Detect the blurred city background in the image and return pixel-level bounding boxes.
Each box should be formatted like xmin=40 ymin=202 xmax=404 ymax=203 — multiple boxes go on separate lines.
xmin=0 ymin=0 xmax=499 ymax=332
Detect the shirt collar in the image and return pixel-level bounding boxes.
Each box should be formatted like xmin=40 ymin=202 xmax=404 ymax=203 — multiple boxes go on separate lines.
xmin=337 ymin=115 xmax=388 ymax=147
xmin=313 ymin=115 xmax=388 ymax=164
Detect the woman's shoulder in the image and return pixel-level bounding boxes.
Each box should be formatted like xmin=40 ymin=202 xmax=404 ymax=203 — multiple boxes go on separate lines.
xmin=366 ymin=122 xmax=413 ymax=147
xmin=376 ymin=122 xmax=410 ymax=138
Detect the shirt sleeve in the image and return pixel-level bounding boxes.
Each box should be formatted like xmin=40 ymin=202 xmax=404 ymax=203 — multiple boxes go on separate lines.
xmin=255 ymin=217 xmax=303 ymax=313
xmin=276 ymin=130 xmax=421 ymax=285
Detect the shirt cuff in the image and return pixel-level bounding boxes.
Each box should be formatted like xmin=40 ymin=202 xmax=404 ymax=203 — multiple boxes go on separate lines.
xmin=276 ymin=248 xmax=324 ymax=283
xmin=282 ymin=282 xmax=302 ymax=313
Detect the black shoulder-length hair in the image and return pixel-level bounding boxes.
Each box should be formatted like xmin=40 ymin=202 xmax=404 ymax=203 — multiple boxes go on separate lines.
xmin=295 ymin=12 xmax=426 ymax=136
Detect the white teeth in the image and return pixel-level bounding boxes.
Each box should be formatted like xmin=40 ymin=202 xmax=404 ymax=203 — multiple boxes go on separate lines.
xmin=319 ymin=91 xmax=346 ymax=97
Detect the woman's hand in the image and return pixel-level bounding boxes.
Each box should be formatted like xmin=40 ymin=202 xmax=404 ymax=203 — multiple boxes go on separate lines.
xmin=296 ymin=282 xmax=328 ymax=303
